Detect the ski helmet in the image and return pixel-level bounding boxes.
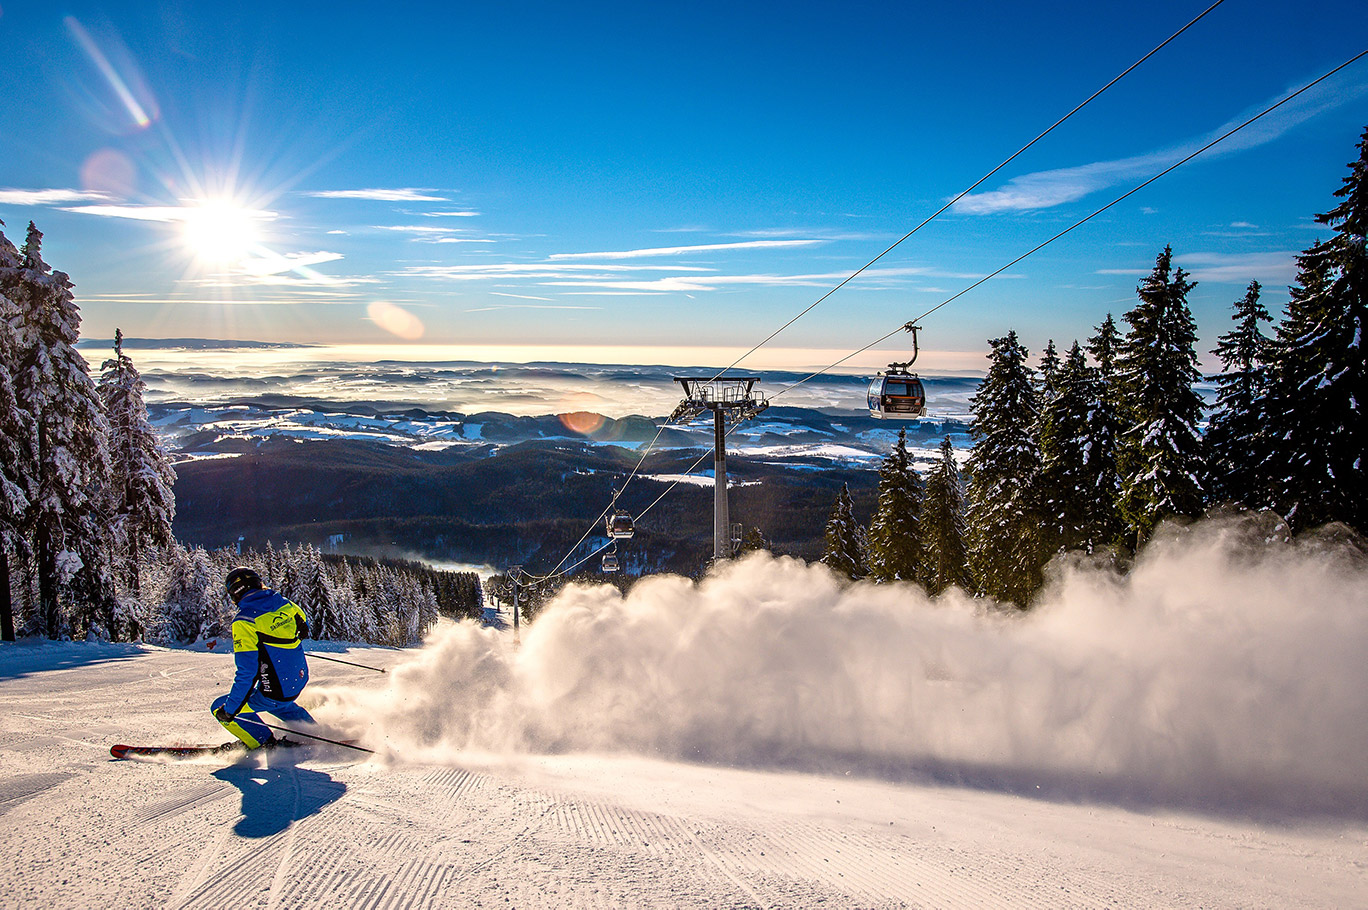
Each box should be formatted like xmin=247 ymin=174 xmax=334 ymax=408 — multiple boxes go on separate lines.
xmin=225 ymin=566 xmax=264 ymax=604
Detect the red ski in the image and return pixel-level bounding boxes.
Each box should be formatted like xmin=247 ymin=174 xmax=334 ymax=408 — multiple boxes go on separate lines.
xmin=111 ymin=742 xmax=245 ymax=760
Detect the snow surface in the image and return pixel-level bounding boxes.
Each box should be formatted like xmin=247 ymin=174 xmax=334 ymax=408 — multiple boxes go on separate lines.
xmin=3 ymin=520 xmax=1366 ymax=908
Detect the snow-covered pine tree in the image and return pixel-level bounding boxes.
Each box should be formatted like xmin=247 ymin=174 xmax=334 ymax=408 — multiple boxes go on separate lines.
xmin=0 ymin=224 xmax=38 ymax=641
xmin=327 ymin=559 xmax=366 ymax=642
xmin=821 ymin=483 xmax=868 ymax=581
xmin=297 ymin=545 xmax=336 ymax=639
xmin=1082 ymin=314 xmax=1125 ymax=547
xmin=1259 ymin=128 xmax=1368 ymax=534
xmin=1205 ymin=281 xmax=1272 ymax=507
xmin=867 ymin=428 xmax=924 ymax=583
xmin=1036 ymin=342 xmax=1101 ymax=554
xmin=161 ymin=543 xmax=221 ymax=643
xmin=1115 ymin=246 xmax=1207 ymax=546
xmin=98 ymin=329 xmax=176 ymax=612
xmin=1037 ymin=338 xmax=1061 ymax=400
xmin=737 ymin=525 xmax=771 ymax=554
xmin=417 ymin=579 xmax=439 ymax=639
xmin=964 ymin=331 xmax=1044 ymax=607
xmin=276 ymin=544 xmax=302 ymax=605
xmin=921 ymin=436 xmax=971 ymax=596
xmin=10 ymin=223 xmax=116 ymax=638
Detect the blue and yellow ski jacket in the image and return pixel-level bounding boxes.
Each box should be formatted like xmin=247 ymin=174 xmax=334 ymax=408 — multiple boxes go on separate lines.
xmin=225 ymin=588 xmax=310 ymax=714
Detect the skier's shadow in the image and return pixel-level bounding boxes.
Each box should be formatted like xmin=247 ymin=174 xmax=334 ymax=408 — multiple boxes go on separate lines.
xmin=213 ymin=763 xmax=346 ymax=838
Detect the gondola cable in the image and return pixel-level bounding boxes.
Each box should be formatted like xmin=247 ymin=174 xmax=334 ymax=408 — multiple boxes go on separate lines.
xmin=769 ymin=46 xmax=1368 ymax=402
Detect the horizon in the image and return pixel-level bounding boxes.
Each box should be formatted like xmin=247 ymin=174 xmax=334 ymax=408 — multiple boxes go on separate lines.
xmin=5 ymin=1 xmax=1368 ymax=371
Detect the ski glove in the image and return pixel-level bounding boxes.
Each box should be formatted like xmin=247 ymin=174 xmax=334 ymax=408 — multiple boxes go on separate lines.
xmin=214 ymin=706 xmax=235 ymax=724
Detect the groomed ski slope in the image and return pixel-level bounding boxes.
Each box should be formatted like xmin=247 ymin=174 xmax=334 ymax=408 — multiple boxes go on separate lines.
xmin=0 ymin=637 xmax=1363 ymax=909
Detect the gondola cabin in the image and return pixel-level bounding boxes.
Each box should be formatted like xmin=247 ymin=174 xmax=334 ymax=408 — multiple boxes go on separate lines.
xmin=868 ymin=369 xmax=926 ymax=419
xmin=601 ymin=552 xmax=620 ymax=573
xmin=606 ymin=513 xmax=635 ymax=539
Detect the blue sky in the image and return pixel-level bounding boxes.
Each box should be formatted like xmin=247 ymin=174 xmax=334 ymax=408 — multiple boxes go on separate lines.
xmin=2 ymin=0 xmax=1367 ymax=372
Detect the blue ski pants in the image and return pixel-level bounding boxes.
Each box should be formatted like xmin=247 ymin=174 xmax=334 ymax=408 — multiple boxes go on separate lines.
xmin=212 ymin=690 xmax=316 ymax=749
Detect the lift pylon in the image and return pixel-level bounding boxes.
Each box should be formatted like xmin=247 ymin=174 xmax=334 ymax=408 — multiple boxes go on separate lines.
xmin=671 ymin=376 xmax=768 ymax=561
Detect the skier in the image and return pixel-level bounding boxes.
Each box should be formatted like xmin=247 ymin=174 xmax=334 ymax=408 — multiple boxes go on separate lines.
xmin=211 ymin=566 xmax=316 ymax=749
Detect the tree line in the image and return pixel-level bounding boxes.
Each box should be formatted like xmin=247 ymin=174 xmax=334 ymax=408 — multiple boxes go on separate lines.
xmin=147 ymin=541 xmax=482 ymax=647
xmin=822 ymin=125 xmax=1367 ymax=606
xmin=0 ymin=219 xmax=480 ymax=643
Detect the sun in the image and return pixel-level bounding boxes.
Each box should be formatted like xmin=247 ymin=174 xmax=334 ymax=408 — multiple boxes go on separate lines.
xmin=179 ymin=199 xmax=263 ymax=265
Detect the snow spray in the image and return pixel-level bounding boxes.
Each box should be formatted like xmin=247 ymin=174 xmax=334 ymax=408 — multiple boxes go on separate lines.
xmin=312 ymin=515 xmax=1368 ymax=816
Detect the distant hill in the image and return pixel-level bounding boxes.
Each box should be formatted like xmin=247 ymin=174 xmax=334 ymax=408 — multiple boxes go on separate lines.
xmin=172 ymin=434 xmax=882 ymax=575
xmin=79 ymin=337 xmax=320 ymax=351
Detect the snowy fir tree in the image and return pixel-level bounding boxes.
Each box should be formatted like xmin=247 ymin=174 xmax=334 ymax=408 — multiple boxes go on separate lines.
xmin=1037 ymin=338 xmax=1061 ymax=400
xmin=737 ymin=525 xmax=771 ymax=554
xmin=1205 ymin=281 xmax=1272 ymax=507
xmin=822 ymin=483 xmax=868 ymax=581
xmin=920 ymin=436 xmax=971 ymax=596
xmin=0 ymin=225 xmax=38 ymax=642
xmin=9 ymin=223 xmax=116 ymax=638
xmin=965 ymin=331 xmax=1044 ymax=607
xmin=866 ymin=428 xmax=924 ymax=583
xmin=159 ymin=544 xmax=221 ymax=644
xmin=1036 ymin=342 xmax=1103 ymax=555
xmin=1115 ymin=246 xmax=1207 ymax=546
xmin=1259 ymin=128 xmax=1368 ymax=534
xmin=297 ymin=545 xmax=337 ymax=639
xmin=1082 ymin=313 xmax=1125 ymax=547
xmin=98 ymin=329 xmax=176 ymax=604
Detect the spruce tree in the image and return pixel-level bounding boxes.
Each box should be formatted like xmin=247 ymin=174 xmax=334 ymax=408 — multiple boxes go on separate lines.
xmin=298 ymin=545 xmax=335 ymax=639
xmin=1036 ymin=342 xmax=1100 ymax=554
xmin=10 ymin=223 xmax=116 ymax=638
xmin=1038 ymin=338 xmax=1061 ymax=400
xmin=821 ymin=483 xmax=868 ymax=581
xmin=98 ymin=329 xmax=176 ymax=609
xmin=1205 ymin=281 xmax=1272 ymax=507
xmin=1083 ymin=314 xmax=1124 ymax=546
xmin=964 ymin=331 xmax=1043 ymax=606
xmin=1115 ymin=246 xmax=1207 ymax=546
xmin=0 ymin=224 xmax=38 ymax=641
xmin=867 ymin=428 xmax=924 ymax=583
xmin=1260 ymin=127 xmax=1368 ymax=533
xmin=738 ymin=525 xmax=771 ymax=554
xmin=921 ymin=436 xmax=971 ymax=595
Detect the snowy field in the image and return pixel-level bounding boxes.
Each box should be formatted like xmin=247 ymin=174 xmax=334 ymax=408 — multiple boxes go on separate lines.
xmin=3 ymin=521 xmax=1367 ymax=908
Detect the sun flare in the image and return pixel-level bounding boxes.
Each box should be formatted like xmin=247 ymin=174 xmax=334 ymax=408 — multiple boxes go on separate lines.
xmin=179 ymin=199 xmax=263 ymax=265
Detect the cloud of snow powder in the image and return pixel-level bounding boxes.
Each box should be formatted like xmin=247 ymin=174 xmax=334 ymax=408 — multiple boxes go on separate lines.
xmin=314 ymin=515 xmax=1368 ymax=817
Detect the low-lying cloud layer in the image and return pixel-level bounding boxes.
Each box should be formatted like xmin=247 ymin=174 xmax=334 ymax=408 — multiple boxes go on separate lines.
xmin=317 ymin=516 xmax=1368 ymax=817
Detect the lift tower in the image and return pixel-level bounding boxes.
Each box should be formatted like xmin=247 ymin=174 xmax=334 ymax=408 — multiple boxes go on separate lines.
xmin=671 ymin=376 xmax=768 ymax=561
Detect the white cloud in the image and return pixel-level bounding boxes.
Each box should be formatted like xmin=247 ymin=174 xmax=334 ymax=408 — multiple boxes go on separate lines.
xmin=307 ymin=188 xmax=447 ymax=202
xmin=489 ymin=291 xmax=555 ymax=301
xmin=376 ymin=224 xmax=459 ymax=234
xmin=1098 ymin=250 xmax=1299 ymax=284
xmin=466 ymin=303 xmax=600 ymax=312
xmin=549 ymin=239 xmax=823 ymax=260
xmin=956 ymin=74 xmax=1368 ymax=215
xmin=419 ymin=211 xmax=481 ymax=218
xmin=0 ymin=188 xmax=108 ymax=206
xmin=60 ymin=203 xmax=278 ymax=222
xmin=401 ymin=263 xmax=715 ymax=280
xmin=240 ymin=250 xmax=344 ymax=277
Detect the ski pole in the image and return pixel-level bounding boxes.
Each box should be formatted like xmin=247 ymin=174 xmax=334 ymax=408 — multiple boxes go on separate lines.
xmin=305 ymin=652 xmax=387 ymax=673
xmin=248 ymin=718 xmax=376 ymax=754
